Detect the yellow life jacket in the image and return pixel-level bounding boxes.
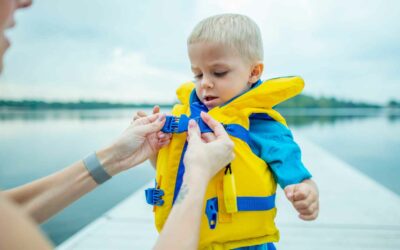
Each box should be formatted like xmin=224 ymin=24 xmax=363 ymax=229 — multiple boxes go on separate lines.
xmin=145 ymin=76 xmax=304 ymax=249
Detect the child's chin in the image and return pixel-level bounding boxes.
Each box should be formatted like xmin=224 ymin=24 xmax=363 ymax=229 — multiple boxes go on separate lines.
xmin=205 ymin=104 xmax=217 ymax=110
xmin=203 ymin=99 xmax=223 ymax=110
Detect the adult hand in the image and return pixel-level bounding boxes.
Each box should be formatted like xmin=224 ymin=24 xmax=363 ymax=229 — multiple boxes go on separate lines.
xmin=183 ymin=111 xmax=235 ymax=181
xmin=284 ymin=179 xmax=319 ymax=220
xmin=134 ymin=106 xmax=172 ymax=168
xmin=97 ymin=113 xmax=168 ymax=176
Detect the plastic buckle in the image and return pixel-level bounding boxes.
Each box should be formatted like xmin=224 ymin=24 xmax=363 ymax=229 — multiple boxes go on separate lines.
xmin=161 ymin=116 xmax=180 ymax=133
xmin=161 ymin=115 xmax=213 ymax=133
xmin=145 ymin=188 xmax=165 ymax=206
xmin=161 ymin=115 xmax=191 ymax=133
xmin=205 ymin=198 xmax=218 ymax=229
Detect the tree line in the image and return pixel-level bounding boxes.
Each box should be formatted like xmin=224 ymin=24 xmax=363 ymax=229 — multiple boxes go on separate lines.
xmin=1 ymin=95 xmax=398 ymax=109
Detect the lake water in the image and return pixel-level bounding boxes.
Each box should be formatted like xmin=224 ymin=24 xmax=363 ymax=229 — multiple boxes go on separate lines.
xmin=0 ymin=108 xmax=399 ymax=245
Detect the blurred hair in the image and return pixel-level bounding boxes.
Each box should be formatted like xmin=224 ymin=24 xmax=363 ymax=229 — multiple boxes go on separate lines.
xmin=188 ymin=13 xmax=263 ymax=62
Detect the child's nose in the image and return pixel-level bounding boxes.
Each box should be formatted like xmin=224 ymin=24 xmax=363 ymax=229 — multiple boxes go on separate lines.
xmin=200 ymin=76 xmax=213 ymax=88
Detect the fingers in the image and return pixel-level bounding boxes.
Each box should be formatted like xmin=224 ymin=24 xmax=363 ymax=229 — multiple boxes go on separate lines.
xmin=147 ymin=113 xmax=162 ymax=123
xmin=157 ymin=131 xmax=172 ymax=146
xmin=287 ymin=182 xmax=319 ymax=221
xmin=157 ymin=131 xmax=172 ymax=140
xmin=157 ymin=138 xmax=171 ymax=147
xmin=134 ymin=110 xmax=147 ymax=119
xmin=187 ymin=119 xmax=202 ymax=144
xmin=134 ymin=106 xmax=160 ymax=122
xmin=201 ymin=132 xmax=217 ymax=143
xmin=299 ymin=213 xmax=318 ymax=221
xmin=200 ymin=112 xmax=230 ymax=140
xmin=294 ymin=198 xmax=319 ymax=221
xmin=153 ymin=105 xmax=160 ymax=114
xmin=293 ymin=184 xmax=311 ymax=202
xmin=284 ymin=185 xmax=296 ymax=202
xmin=297 ymin=201 xmax=318 ymax=215
xmin=298 ymin=203 xmax=319 ymax=221
xmin=288 ymin=183 xmax=313 ymax=208
xmin=293 ymin=199 xmax=313 ymax=210
xmin=135 ymin=114 xmax=166 ymax=135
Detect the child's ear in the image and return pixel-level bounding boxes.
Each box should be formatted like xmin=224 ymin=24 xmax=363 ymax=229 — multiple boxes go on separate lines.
xmin=248 ymin=62 xmax=264 ymax=84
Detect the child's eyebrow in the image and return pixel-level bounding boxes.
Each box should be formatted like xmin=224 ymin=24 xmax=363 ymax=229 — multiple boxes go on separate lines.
xmin=208 ymin=62 xmax=229 ymax=68
xmin=191 ymin=63 xmax=229 ymax=71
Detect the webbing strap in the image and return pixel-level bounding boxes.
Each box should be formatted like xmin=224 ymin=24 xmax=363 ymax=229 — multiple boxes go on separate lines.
xmin=236 ymin=195 xmax=276 ymax=211
xmin=224 ymin=124 xmax=251 ymax=144
xmin=161 ymin=115 xmax=250 ymax=144
xmin=205 ymin=194 xmax=276 ymax=229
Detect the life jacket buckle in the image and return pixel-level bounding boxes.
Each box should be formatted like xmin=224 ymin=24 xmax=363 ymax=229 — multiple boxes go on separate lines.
xmin=161 ymin=116 xmax=181 ymax=133
xmin=161 ymin=115 xmax=212 ymax=134
xmin=205 ymin=198 xmax=218 ymax=229
xmin=145 ymin=188 xmax=165 ymax=206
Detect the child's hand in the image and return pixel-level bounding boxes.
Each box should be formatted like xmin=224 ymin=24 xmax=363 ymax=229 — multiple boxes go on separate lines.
xmin=284 ymin=179 xmax=319 ymax=221
xmin=134 ymin=106 xmax=172 ymax=168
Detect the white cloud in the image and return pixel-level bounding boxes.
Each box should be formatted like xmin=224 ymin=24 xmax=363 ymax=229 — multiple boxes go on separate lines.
xmin=0 ymin=0 xmax=399 ymax=104
xmin=192 ymin=0 xmax=400 ymax=103
xmin=0 ymin=48 xmax=189 ymax=103
xmin=90 ymin=48 xmax=189 ymax=102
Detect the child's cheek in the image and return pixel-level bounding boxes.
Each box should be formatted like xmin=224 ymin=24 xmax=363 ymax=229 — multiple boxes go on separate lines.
xmin=195 ymin=88 xmax=203 ymax=101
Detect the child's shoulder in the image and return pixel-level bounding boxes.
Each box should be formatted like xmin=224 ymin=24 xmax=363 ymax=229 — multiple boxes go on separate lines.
xmin=249 ymin=115 xmax=291 ymax=135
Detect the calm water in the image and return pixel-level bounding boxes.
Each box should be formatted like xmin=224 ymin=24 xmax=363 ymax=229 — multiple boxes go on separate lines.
xmin=0 ymin=108 xmax=399 ymax=245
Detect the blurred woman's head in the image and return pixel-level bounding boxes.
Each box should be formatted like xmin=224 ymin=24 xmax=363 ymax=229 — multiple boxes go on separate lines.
xmin=0 ymin=0 xmax=32 ymax=73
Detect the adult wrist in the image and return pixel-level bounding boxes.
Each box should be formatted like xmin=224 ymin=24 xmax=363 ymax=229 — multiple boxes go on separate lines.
xmin=96 ymin=146 xmax=121 ymax=176
xmin=183 ymin=172 xmax=208 ymax=194
xmin=82 ymin=152 xmax=112 ymax=184
xmin=184 ymin=164 xmax=213 ymax=184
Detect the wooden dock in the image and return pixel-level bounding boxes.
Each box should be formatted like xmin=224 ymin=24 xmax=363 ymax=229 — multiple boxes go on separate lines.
xmin=57 ymin=136 xmax=400 ymax=250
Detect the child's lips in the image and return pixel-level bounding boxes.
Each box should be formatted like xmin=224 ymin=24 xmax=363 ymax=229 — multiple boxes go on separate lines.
xmin=203 ymin=96 xmax=219 ymax=107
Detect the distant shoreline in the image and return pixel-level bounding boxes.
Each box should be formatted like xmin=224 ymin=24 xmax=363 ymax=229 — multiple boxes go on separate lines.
xmin=0 ymin=100 xmax=174 ymax=110
xmin=1 ymin=94 xmax=398 ymax=110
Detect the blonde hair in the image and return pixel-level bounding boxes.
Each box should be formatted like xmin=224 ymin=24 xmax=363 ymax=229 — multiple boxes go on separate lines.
xmin=187 ymin=14 xmax=264 ymax=62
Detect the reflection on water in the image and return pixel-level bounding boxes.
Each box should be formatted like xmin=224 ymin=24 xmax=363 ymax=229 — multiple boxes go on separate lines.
xmin=279 ymin=108 xmax=400 ymax=127
xmin=0 ymin=109 xmax=137 ymax=121
xmin=286 ymin=109 xmax=400 ymax=197
xmin=0 ymin=108 xmax=399 ymax=245
xmin=0 ymin=108 xmax=154 ymax=245
xmin=2 ymin=108 xmax=399 ymax=123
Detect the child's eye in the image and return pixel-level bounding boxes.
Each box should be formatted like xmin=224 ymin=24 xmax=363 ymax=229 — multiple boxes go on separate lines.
xmin=194 ymin=74 xmax=203 ymax=80
xmin=214 ymin=71 xmax=228 ymax=77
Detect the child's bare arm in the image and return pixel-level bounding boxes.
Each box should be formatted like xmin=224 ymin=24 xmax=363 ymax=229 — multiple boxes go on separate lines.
xmin=284 ymin=179 xmax=319 ymax=221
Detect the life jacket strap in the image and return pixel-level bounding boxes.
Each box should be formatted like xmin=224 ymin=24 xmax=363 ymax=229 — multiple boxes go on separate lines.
xmin=161 ymin=115 xmax=251 ymax=144
xmin=161 ymin=115 xmax=212 ymax=133
xmin=205 ymin=194 xmax=276 ymax=229
xmin=224 ymin=124 xmax=251 ymax=144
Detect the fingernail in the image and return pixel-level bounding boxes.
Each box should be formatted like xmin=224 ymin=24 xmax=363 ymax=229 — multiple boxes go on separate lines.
xmin=189 ymin=119 xmax=196 ymax=128
xmin=158 ymin=114 xmax=166 ymax=121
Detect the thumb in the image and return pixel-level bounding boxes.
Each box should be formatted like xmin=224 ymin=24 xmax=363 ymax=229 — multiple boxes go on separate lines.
xmin=187 ymin=119 xmax=201 ymax=143
xmin=284 ymin=184 xmax=296 ymax=202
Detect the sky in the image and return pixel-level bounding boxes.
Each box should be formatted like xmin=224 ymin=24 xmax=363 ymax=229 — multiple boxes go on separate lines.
xmin=0 ymin=0 xmax=399 ymax=104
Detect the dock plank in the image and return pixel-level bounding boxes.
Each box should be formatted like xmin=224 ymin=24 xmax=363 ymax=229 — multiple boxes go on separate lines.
xmin=58 ymin=136 xmax=400 ymax=250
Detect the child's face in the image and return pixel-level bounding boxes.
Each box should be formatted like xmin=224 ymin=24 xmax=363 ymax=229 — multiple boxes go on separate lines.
xmin=188 ymin=41 xmax=254 ymax=110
